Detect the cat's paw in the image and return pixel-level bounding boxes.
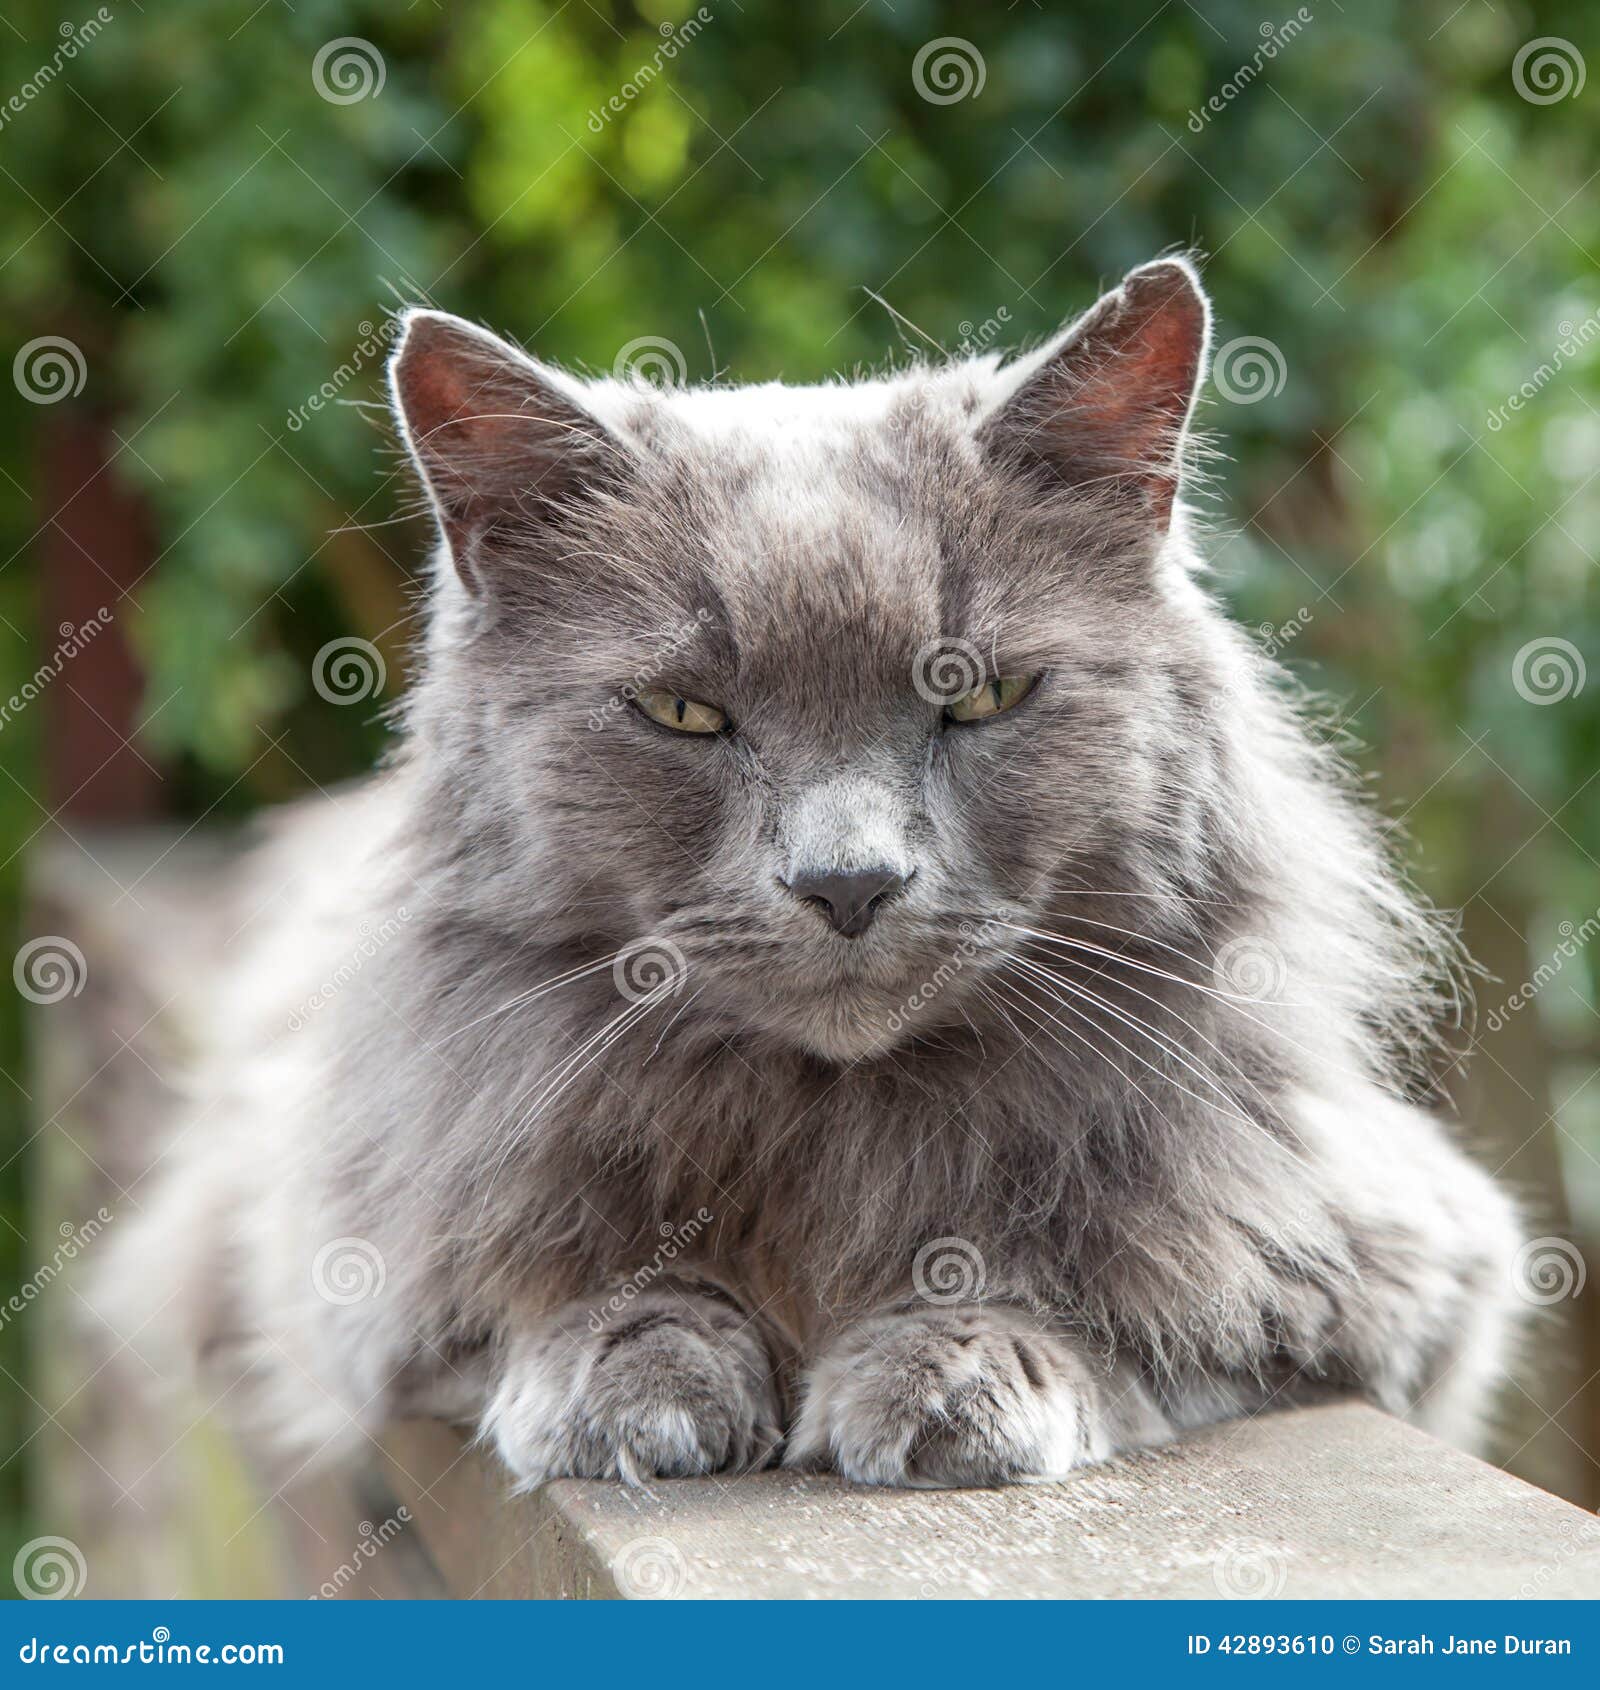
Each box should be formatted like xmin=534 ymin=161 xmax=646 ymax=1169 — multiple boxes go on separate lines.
xmin=785 ymin=1304 xmax=1110 ymax=1488
xmin=485 ymin=1284 xmax=781 ymax=1486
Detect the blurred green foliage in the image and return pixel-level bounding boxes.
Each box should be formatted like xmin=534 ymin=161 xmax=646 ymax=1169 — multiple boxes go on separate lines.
xmin=1 ymin=0 xmax=1597 ymax=1532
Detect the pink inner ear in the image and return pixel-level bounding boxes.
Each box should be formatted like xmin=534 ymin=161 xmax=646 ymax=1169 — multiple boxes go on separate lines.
xmin=1121 ymin=290 xmax=1207 ymax=425
xmin=1061 ymin=270 xmax=1205 ymax=452
xmin=401 ymin=355 xmax=482 ymax=447
xmin=394 ymin=318 xmax=530 ymax=469
xmin=390 ymin=313 xmax=622 ymax=594
xmin=988 ymin=263 xmax=1207 ymax=524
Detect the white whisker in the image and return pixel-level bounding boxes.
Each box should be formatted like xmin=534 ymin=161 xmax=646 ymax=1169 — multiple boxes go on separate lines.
xmin=471 ymin=985 xmax=669 ymax=1218
xmin=985 ymin=975 xmax=1176 ymax=1136
xmin=996 ymin=918 xmax=1355 ymax=1086
xmin=438 ymin=953 xmax=620 ymax=1045
xmin=997 ymin=958 xmax=1305 ymax=1168
xmin=1006 ymin=952 xmax=1257 ymax=1125
xmin=996 ymin=920 xmax=1309 ymax=1009
xmin=647 ymin=984 xmax=706 ymax=1062
xmin=1008 ymin=947 xmax=1280 ymax=1120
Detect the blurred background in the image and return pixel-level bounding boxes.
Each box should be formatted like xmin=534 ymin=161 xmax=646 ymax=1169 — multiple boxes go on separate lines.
xmin=1 ymin=0 xmax=1597 ymax=1566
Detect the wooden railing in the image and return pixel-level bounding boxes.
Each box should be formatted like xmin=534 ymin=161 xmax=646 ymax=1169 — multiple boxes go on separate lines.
xmin=27 ymin=829 xmax=1600 ymax=1600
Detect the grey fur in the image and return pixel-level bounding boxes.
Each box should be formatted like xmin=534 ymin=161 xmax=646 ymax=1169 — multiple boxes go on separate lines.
xmin=98 ymin=258 xmax=1522 ymax=1489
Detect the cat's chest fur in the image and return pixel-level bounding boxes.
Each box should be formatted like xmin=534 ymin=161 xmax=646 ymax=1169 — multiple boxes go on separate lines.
xmin=378 ymin=967 xmax=1274 ymax=1348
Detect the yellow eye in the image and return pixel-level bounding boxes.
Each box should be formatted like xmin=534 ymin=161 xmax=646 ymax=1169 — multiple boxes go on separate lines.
xmin=944 ymin=675 xmax=1036 ymax=723
xmin=636 ymin=689 xmax=728 ymax=734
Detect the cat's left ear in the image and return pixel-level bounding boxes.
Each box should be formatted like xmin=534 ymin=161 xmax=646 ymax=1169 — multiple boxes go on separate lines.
xmin=388 ymin=308 xmax=626 ymax=595
xmin=980 ymin=258 xmax=1209 ymax=528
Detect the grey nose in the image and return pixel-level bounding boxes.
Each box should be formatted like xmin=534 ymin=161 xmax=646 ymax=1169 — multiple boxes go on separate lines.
xmin=786 ymin=867 xmax=910 ymax=938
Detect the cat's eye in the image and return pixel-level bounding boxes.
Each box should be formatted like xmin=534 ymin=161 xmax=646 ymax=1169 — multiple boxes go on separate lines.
xmin=944 ymin=675 xmax=1037 ymax=724
xmin=635 ymin=689 xmax=729 ymax=735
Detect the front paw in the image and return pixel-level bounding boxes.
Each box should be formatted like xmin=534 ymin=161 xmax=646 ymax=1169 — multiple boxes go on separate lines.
xmin=487 ymin=1286 xmax=781 ymax=1486
xmin=786 ymin=1305 xmax=1107 ymax=1488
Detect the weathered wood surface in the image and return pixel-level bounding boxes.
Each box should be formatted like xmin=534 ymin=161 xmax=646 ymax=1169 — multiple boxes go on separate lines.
xmin=380 ymin=1405 xmax=1600 ymax=1600
xmin=25 ymin=827 xmax=1600 ymax=1599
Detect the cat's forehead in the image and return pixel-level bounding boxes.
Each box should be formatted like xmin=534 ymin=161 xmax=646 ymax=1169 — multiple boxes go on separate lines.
xmin=590 ymin=356 xmax=1004 ymax=441
xmin=601 ymin=361 xmax=1005 ymax=611
xmin=555 ymin=356 xmax=1134 ymax=678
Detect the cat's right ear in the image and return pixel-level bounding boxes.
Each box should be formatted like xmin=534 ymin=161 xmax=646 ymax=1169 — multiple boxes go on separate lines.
xmin=978 ymin=259 xmax=1209 ymax=529
xmin=388 ymin=309 xmax=624 ymax=595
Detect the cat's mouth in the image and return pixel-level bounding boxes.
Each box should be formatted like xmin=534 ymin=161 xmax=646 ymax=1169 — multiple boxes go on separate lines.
xmin=781 ymin=995 xmax=909 ymax=1063
xmin=652 ymin=897 xmax=1006 ymax=1060
xmin=738 ymin=943 xmax=993 ymax=1062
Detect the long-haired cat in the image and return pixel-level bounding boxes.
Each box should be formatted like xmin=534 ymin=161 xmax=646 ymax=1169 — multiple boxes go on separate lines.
xmin=102 ymin=257 xmax=1520 ymax=1488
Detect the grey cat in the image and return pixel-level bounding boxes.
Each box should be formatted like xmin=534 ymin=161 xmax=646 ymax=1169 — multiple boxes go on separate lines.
xmin=103 ymin=257 xmax=1521 ymax=1489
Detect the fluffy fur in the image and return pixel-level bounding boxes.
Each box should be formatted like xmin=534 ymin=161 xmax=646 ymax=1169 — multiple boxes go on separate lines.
xmin=99 ymin=258 xmax=1522 ymax=1489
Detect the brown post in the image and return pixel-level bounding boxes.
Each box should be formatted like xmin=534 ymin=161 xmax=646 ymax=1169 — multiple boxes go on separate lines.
xmin=36 ymin=408 xmax=163 ymax=820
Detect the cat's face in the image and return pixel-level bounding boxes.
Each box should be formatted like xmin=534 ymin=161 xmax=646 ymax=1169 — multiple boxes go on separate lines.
xmin=392 ymin=262 xmax=1214 ymax=1060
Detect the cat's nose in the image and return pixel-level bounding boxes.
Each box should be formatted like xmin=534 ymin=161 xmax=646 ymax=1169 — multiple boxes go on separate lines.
xmin=785 ymin=866 xmax=911 ymax=938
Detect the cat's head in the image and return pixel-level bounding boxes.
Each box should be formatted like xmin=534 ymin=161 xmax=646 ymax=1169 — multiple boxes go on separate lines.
xmin=390 ymin=261 xmax=1230 ymax=1062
